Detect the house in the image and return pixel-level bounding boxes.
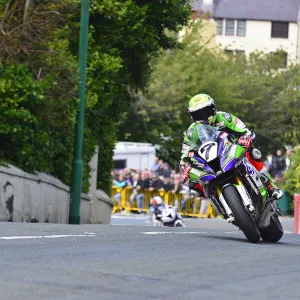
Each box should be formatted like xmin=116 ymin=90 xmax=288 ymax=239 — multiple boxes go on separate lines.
xmin=191 ymin=0 xmax=300 ymax=66
xmin=113 ymin=142 xmax=156 ymax=170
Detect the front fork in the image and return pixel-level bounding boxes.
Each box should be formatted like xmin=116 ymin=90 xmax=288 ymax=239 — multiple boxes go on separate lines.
xmin=215 ymin=177 xmax=257 ymax=223
xmin=216 ymin=186 xmax=235 ymax=223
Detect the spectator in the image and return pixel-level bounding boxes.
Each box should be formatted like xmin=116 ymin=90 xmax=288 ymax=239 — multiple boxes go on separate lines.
xmin=125 ymin=172 xmax=133 ymax=186
xmin=140 ymin=170 xmax=151 ymax=189
xmin=199 ymin=197 xmax=209 ymax=218
xmin=171 ymin=178 xmax=183 ymax=210
xmin=285 ymin=148 xmax=294 ymax=171
xmin=151 ymin=157 xmax=160 ymax=176
xmin=148 ymin=170 xmax=153 ymax=180
xmin=129 ymin=172 xmax=150 ymax=213
xmin=157 ymin=159 xmax=164 ymax=176
xmin=112 ymin=173 xmax=127 ymax=205
xmin=180 ymin=182 xmax=191 ymax=213
xmin=162 ymin=162 xmax=171 ymax=178
xmin=272 ymin=149 xmax=286 ymax=178
xmin=160 ymin=177 xmax=174 ymax=192
xmin=172 ymin=178 xmax=183 ymax=194
xmin=149 ymin=174 xmax=163 ymax=191
xmin=170 ymin=170 xmax=176 ymax=179
xmin=266 ymin=154 xmax=275 ymax=177
xmin=128 ymin=174 xmax=140 ymax=210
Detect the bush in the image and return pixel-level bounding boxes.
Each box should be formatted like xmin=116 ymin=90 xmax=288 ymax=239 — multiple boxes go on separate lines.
xmin=282 ymin=149 xmax=300 ymax=210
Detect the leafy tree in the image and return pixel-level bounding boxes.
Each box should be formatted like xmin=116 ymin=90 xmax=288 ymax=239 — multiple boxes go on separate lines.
xmin=0 ymin=1 xmax=79 ymax=184
xmin=118 ymin=21 xmax=300 ymax=167
xmin=118 ymin=21 xmax=244 ymax=166
xmin=282 ymin=149 xmax=300 ymax=201
xmin=0 ymin=0 xmax=192 ymax=195
xmin=83 ymin=0 xmax=192 ymax=193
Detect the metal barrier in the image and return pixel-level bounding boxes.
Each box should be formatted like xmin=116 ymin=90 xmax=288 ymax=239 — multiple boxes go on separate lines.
xmin=111 ymin=186 xmax=217 ymax=218
xmin=111 ymin=186 xmax=123 ymax=213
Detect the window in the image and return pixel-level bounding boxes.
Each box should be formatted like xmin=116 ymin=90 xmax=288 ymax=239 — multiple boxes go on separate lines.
xmin=237 ymin=20 xmax=246 ymax=36
xmin=271 ymin=22 xmax=289 ymax=38
xmin=113 ymin=160 xmax=126 ymax=169
xmin=225 ymin=49 xmax=234 ymax=55
xmin=225 ymin=19 xmax=235 ymax=35
xmin=216 ymin=19 xmax=223 ymax=35
xmin=235 ymin=50 xmax=245 ymax=56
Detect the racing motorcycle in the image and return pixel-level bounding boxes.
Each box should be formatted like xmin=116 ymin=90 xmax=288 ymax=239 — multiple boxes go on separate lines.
xmin=188 ymin=124 xmax=283 ymax=243
xmin=150 ymin=205 xmax=185 ymax=227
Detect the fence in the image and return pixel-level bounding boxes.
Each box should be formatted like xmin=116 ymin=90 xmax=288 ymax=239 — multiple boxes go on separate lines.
xmin=111 ymin=186 xmax=217 ymax=218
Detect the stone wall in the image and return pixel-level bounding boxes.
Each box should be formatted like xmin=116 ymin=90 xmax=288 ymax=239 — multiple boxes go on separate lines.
xmin=0 ymin=165 xmax=113 ymax=224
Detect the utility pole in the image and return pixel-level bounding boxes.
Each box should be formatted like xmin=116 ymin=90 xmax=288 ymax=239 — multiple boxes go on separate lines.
xmin=69 ymin=0 xmax=90 ymax=224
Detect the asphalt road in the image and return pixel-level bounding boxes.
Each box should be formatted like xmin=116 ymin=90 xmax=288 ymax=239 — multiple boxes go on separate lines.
xmin=0 ymin=220 xmax=299 ymax=300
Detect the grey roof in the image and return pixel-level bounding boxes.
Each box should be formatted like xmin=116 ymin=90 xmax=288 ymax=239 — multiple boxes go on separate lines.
xmin=191 ymin=0 xmax=300 ymax=22
xmin=191 ymin=0 xmax=203 ymax=10
xmin=191 ymin=0 xmax=213 ymax=12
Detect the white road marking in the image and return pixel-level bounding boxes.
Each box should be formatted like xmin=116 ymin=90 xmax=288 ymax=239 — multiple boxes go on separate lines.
xmin=0 ymin=233 xmax=96 ymax=240
xmin=143 ymin=232 xmax=208 ymax=235
xmin=112 ymin=215 xmax=149 ymax=219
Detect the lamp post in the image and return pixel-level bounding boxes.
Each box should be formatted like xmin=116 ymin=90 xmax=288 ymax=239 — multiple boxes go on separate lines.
xmin=69 ymin=0 xmax=90 ymax=224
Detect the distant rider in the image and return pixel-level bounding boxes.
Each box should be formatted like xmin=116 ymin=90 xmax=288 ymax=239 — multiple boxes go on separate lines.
xmin=149 ymin=196 xmax=166 ymax=225
xmin=179 ymin=94 xmax=283 ymax=200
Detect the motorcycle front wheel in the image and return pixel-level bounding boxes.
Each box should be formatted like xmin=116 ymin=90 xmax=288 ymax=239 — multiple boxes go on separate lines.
xmin=223 ymin=185 xmax=260 ymax=243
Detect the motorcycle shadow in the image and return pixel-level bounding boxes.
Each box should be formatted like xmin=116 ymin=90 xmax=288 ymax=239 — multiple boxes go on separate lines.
xmin=198 ymin=232 xmax=300 ymax=246
xmin=199 ymin=233 xmax=250 ymax=244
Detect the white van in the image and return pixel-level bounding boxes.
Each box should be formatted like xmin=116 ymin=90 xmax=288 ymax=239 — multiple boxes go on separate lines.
xmin=113 ymin=142 xmax=156 ymax=170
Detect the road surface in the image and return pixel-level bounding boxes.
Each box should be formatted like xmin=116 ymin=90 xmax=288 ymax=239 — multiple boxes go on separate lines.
xmin=0 ymin=220 xmax=299 ymax=300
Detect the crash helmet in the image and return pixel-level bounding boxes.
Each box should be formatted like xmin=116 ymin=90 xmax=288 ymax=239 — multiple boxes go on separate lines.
xmin=151 ymin=196 xmax=164 ymax=206
xmin=188 ymin=94 xmax=217 ymax=125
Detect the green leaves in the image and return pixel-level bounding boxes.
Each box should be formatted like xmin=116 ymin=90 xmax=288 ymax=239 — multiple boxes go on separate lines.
xmin=0 ymin=64 xmax=49 ymax=169
xmin=0 ymin=0 xmax=192 ymax=194
xmin=119 ymin=21 xmax=300 ymax=166
xmin=282 ymin=149 xmax=300 ymax=197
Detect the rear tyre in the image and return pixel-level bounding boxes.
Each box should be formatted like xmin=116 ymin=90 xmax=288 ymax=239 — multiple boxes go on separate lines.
xmin=259 ymin=216 xmax=283 ymax=243
xmin=223 ymin=185 xmax=260 ymax=243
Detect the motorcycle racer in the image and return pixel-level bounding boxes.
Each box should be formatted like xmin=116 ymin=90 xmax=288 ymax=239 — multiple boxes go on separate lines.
xmin=149 ymin=196 xmax=184 ymax=227
xmin=179 ymin=94 xmax=283 ymax=201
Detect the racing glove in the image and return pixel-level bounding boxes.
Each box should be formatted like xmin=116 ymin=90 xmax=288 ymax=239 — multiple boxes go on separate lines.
xmin=238 ymin=135 xmax=253 ymax=147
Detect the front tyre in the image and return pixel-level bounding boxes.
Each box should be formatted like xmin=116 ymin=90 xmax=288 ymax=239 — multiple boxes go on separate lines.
xmin=223 ymin=185 xmax=260 ymax=243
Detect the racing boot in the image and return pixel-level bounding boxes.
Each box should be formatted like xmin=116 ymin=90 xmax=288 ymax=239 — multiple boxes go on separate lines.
xmin=259 ymin=167 xmax=283 ymax=200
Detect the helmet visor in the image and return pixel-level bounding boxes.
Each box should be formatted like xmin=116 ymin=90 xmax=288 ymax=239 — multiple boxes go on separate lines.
xmin=190 ymin=105 xmax=215 ymax=121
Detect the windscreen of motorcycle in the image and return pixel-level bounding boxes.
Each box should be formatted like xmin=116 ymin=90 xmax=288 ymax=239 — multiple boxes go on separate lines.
xmin=196 ymin=124 xmax=219 ymax=162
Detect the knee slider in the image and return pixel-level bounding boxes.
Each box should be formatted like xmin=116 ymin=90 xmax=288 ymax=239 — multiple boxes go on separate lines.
xmin=250 ymin=148 xmax=262 ymax=161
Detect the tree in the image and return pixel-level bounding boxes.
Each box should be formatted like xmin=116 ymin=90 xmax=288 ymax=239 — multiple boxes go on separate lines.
xmin=282 ymin=148 xmax=300 ymax=212
xmin=82 ymin=0 xmax=192 ymax=193
xmin=0 ymin=1 xmax=79 ymax=183
xmin=118 ymin=20 xmax=300 ymax=167
xmin=118 ymin=21 xmax=244 ymax=166
xmin=0 ymin=0 xmax=193 ymax=195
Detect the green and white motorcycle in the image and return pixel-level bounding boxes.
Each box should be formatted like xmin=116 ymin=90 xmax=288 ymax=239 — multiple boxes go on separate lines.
xmin=189 ymin=124 xmax=283 ymax=243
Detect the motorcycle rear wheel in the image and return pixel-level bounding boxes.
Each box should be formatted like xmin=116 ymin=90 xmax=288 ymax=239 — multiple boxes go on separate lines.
xmin=259 ymin=216 xmax=283 ymax=243
xmin=223 ymin=185 xmax=260 ymax=243
xmin=174 ymin=220 xmax=184 ymax=227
